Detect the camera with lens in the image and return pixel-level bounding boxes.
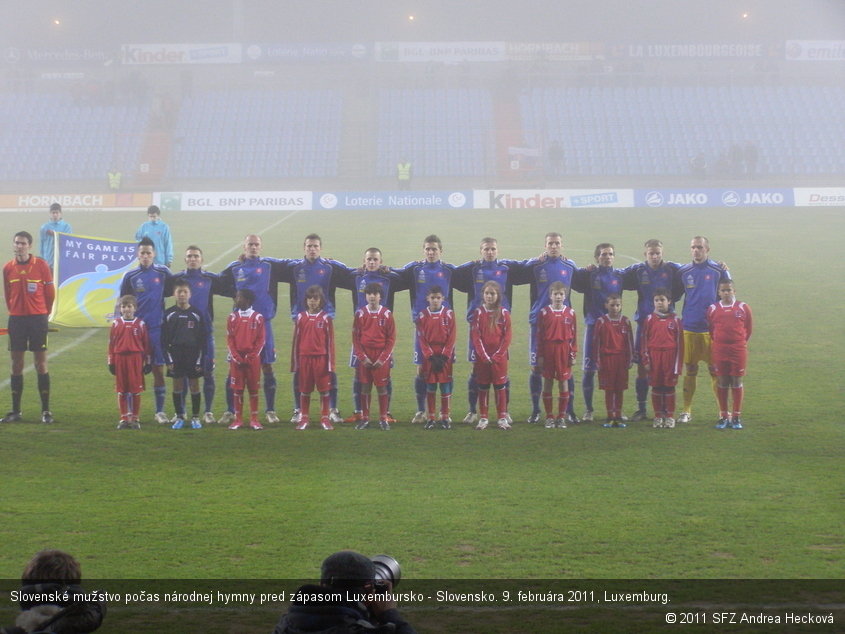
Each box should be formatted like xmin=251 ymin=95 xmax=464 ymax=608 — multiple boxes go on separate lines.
xmin=371 ymin=554 xmax=401 ymax=591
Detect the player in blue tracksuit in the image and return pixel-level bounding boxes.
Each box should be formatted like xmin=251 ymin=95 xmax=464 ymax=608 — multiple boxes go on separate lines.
xmin=279 ymin=235 xmax=351 ymax=320
xmin=39 ymin=203 xmax=72 ymax=268
xmin=394 ymin=234 xmax=456 ymax=422
xmin=134 ymin=205 xmax=174 ymax=268
xmin=672 ymin=236 xmax=731 ymax=422
xmin=341 ymin=247 xmax=407 ymax=422
xmin=515 ymin=231 xmax=579 ymax=424
xmin=278 ymin=233 xmax=354 ymax=423
xmin=621 ymin=239 xmax=681 ymax=420
xmin=571 ymin=243 xmax=626 ymax=421
xmin=172 ymin=245 xmax=225 ymax=424
xmin=453 ymin=237 xmax=528 ymax=424
xmin=219 ymin=234 xmax=286 ymax=423
xmin=349 ymin=248 xmax=404 ymax=313
xmin=119 ymin=237 xmax=173 ymax=422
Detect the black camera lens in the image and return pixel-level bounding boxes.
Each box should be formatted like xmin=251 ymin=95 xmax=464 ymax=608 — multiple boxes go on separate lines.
xmin=371 ymin=555 xmax=401 ymax=588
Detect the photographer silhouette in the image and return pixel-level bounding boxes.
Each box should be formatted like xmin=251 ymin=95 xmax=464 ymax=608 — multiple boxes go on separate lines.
xmin=273 ymin=550 xmax=416 ymax=633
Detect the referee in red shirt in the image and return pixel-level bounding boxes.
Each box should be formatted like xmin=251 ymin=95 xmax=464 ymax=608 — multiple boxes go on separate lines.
xmin=2 ymin=231 xmax=55 ymax=423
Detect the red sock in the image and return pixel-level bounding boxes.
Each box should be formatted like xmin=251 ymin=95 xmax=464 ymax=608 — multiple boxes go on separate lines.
xmin=361 ymin=392 xmax=371 ymax=420
xmin=495 ymin=387 xmax=507 ymax=419
xmin=614 ymin=390 xmax=624 ymax=419
xmin=478 ymin=388 xmax=489 ymax=418
xmin=320 ymin=394 xmax=330 ymax=418
xmin=234 ymin=391 xmax=244 ymax=421
xmin=300 ymin=394 xmax=310 ymax=419
xmin=426 ymin=391 xmax=436 ymax=418
xmin=717 ymin=386 xmax=730 ymax=418
xmin=605 ymin=390 xmax=615 ymax=419
xmin=118 ymin=393 xmax=130 ymax=419
xmin=378 ymin=393 xmax=389 ymax=420
xmin=731 ymin=385 xmax=744 ymax=418
xmin=542 ymin=392 xmax=553 ymax=417
xmin=249 ymin=391 xmax=259 ymax=420
xmin=650 ymin=391 xmax=660 ymax=417
xmin=665 ymin=389 xmax=676 ymax=418
xmin=440 ymin=393 xmax=451 ymax=419
xmin=557 ymin=392 xmax=570 ymax=419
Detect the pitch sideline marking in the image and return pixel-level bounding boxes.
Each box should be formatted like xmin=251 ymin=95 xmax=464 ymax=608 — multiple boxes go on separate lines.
xmin=0 ymin=211 xmax=304 ymax=393
xmin=204 ymin=210 xmax=303 ymax=268
xmin=0 ymin=327 xmax=99 ymax=390
xmin=1 ymin=213 xmax=635 ymax=393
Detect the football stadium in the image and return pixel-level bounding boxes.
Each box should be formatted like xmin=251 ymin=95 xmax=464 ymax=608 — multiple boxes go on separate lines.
xmin=0 ymin=2 xmax=843 ymax=632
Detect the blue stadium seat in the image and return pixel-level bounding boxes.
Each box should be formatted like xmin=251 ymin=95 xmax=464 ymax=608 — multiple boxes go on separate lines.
xmin=519 ymin=84 xmax=845 ymax=178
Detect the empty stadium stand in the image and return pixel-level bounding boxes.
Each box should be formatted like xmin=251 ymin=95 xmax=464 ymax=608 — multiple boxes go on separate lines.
xmin=519 ymin=84 xmax=845 ymax=177
xmin=0 ymin=92 xmax=149 ymax=183
xmin=1 ymin=80 xmax=842 ymax=188
xmin=168 ymin=89 xmax=343 ymax=179
xmin=375 ymin=88 xmax=496 ymax=178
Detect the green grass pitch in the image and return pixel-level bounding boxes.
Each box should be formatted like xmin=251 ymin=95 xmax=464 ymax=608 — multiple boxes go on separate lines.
xmin=0 ymin=206 xmax=842 ymax=631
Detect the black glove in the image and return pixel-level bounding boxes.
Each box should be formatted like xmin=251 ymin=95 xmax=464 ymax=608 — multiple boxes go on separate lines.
xmin=429 ymin=354 xmax=447 ymax=373
xmin=143 ymin=363 xmax=152 ymax=375
xmin=108 ymin=363 xmax=116 ymax=376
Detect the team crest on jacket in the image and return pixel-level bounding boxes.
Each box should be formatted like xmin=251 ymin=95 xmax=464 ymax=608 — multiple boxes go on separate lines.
xmin=685 ymin=274 xmax=695 ymax=288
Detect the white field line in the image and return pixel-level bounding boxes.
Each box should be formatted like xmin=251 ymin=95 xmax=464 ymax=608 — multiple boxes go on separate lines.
xmin=0 ymin=327 xmax=99 ymax=390
xmin=203 ymin=210 xmax=303 ymax=268
xmin=0 ymin=210 xmax=303 ymax=392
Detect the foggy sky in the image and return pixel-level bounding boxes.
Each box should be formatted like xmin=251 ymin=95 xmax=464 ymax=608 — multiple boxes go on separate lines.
xmin=3 ymin=0 xmax=843 ymax=46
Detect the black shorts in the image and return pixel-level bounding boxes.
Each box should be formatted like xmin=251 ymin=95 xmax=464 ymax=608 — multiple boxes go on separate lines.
xmin=7 ymin=314 xmax=49 ymax=352
xmin=167 ymin=346 xmax=203 ymax=379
